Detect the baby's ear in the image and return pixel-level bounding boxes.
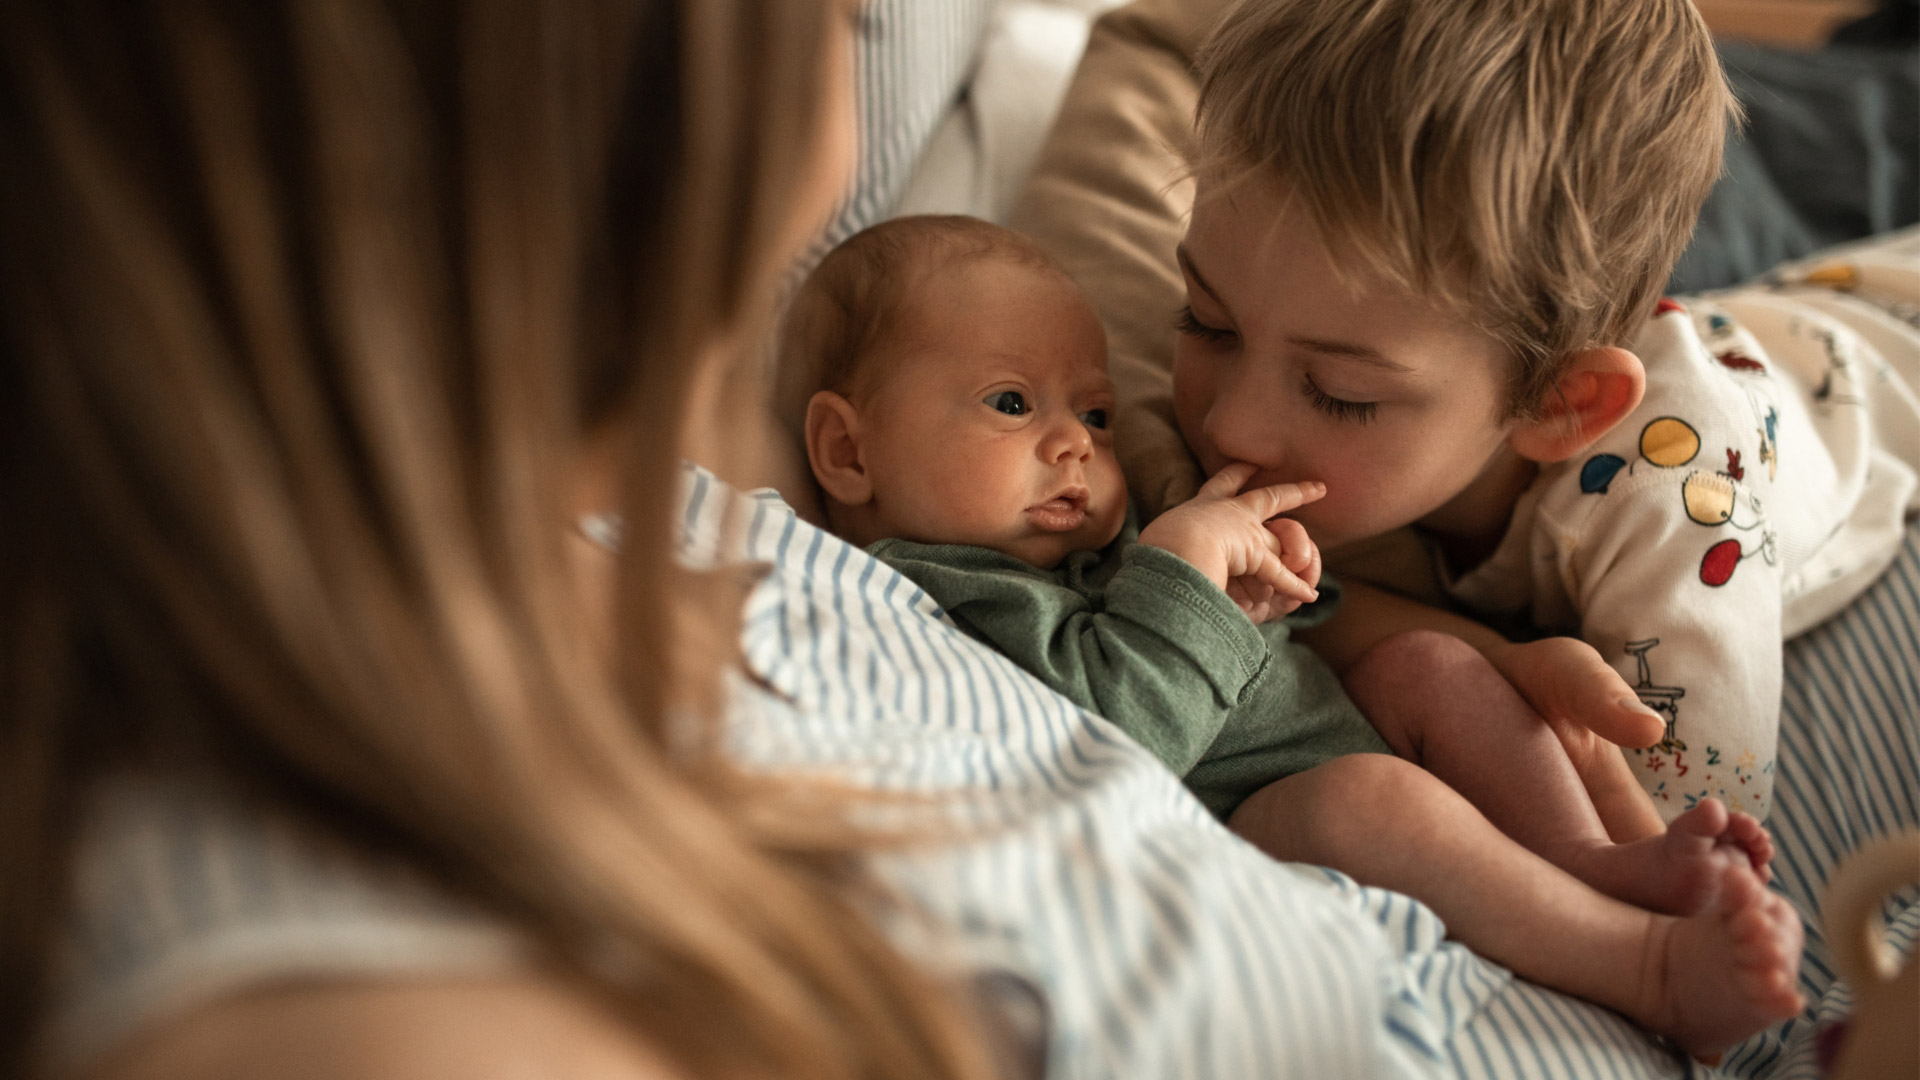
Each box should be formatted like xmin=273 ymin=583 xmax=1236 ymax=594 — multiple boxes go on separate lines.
xmin=1507 ymin=346 xmax=1645 ymax=464
xmin=805 ymin=390 xmax=873 ymax=506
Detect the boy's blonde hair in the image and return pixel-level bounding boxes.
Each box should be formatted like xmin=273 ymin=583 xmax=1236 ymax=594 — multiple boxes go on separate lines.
xmin=1196 ymin=0 xmax=1739 ymax=414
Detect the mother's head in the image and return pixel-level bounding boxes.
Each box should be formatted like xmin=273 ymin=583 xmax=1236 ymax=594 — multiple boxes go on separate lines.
xmin=0 ymin=3 xmax=990 ymax=1077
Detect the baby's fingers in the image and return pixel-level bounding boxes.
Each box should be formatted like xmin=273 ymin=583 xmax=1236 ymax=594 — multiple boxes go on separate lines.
xmin=1236 ymin=480 xmax=1326 ymax=521
xmin=1266 ymin=519 xmax=1315 ymax=573
xmin=1267 ymin=517 xmax=1324 ymax=590
xmin=1226 ymin=577 xmax=1263 ymax=615
xmin=1254 ymin=551 xmax=1319 ymax=605
xmin=1200 ymin=462 xmax=1262 ymax=500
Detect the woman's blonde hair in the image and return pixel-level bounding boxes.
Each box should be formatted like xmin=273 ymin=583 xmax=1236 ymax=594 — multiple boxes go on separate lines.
xmin=1195 ymin=0 xmax=1738 ymax=413
xmin=0 ymin=3 xmax=997 ymax=1078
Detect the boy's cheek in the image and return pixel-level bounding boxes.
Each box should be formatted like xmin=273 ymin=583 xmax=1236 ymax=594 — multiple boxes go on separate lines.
xmin=1169 ymin=363 xmax=1222 ymax=470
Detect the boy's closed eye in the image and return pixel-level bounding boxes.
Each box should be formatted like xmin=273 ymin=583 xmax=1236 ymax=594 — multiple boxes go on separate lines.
xmin=1301 ymin=373 xmax=1379 ymax=424
xmin=1176 ymin=304 xmax=1237 ymax=347
xmin=1178 ymin=303 xmax=1381 ymax=424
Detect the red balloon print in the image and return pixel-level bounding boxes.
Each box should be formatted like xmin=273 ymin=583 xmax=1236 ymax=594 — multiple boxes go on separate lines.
xmin=1700 ymin=539 xmax=1741 ymax=586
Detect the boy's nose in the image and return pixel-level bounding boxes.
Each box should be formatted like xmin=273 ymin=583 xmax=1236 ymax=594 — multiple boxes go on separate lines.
xmin=1203 ymin=372 xmax=1287 ymax=472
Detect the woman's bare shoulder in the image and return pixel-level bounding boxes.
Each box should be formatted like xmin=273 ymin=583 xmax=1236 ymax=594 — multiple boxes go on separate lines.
xmin=79 ymin=975 xmax=685 ymax=1080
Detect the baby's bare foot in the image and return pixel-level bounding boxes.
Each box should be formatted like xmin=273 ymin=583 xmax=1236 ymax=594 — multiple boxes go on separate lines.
xmin=1637 ymin=863 xmax=1804 ymax=1059
xmin=1558 ymin=798 xmax=1765 ymax=915
xmin=1721 ymin=809 xmax=1774 ymax=883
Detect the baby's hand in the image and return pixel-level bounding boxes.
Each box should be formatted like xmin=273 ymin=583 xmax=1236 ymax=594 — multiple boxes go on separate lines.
xmin=1138 ymin=462 xmax=1325 ymax=623
xmin=1486 ymin=636 xmax=1668 ymax=751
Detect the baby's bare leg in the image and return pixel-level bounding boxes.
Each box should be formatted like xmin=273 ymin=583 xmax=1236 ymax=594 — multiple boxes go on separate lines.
xmin=1537 ymin=702 xmax=1667 ymax=844
xmin=1343 ymin=630 xmax=1763 ymax=914
xmin=1230 ymin=756 xmax=1803 ymax=1059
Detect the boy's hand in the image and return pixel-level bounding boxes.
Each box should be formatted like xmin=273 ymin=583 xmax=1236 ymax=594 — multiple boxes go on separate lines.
xmin=1484 ymin=636 xmax=1668 ymax=751
xmin=1138 ymin=462 xmax=1325 ymax=624
xmin=1485 ymin=636 xmax=1671 ymax=843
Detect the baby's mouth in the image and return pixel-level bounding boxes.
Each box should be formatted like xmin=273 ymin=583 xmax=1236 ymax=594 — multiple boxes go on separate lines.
xmin=1026 ymin=487 xmax=1090 ymax=532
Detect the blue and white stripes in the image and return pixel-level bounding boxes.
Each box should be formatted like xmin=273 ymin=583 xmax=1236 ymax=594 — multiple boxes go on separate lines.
xmin=702 ymin=474 xmax=1449 ymax=1078
xmin=1718 ymin=524 xmax=1920 ymax=1080
xmin=692 ymin=466 xmax=1919 ymax=1080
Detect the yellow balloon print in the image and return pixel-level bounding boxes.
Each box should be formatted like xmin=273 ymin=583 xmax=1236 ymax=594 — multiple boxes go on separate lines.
xmin=1682 ymin=471 xmax=1735 ymax=525
xmin=1640 ymin=417 xmax=1700 ymax=467
xmin=1802 ymin=261 xmax=1858 ymax=291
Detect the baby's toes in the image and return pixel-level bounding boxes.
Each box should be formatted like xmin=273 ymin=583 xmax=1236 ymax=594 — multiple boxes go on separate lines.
xmin=1668 ymin=800 xmax=1730 ymax=846
xmin=1734 ymin=943 xmax=1803 ymax=1013
xmin=1722 ymin=812 xmax=1775 ymax=876
xmin=1734 ymin=959 xmax=1803 ymax=1016
xmin=1734 ymin=895 xmax=1802 ymax=970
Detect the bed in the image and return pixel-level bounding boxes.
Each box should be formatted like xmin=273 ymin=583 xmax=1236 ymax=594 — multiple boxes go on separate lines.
xmin=746 ymin=2 xmax=1920 ymax=1076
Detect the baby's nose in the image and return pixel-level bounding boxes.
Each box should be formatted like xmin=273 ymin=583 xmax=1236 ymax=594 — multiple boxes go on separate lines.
xmin=1042 ymin=416 xmax=1093 ymax=463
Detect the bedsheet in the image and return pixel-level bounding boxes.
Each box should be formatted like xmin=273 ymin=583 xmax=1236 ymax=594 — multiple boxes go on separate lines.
xmin=682 ymin=466 xmax=1918 ymax=1079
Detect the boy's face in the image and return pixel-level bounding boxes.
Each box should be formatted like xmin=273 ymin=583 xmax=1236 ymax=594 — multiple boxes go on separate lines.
xmin=1173 ymin=179 xmax=1520 ymax=552
xmin=852 ymin=258 xmax=1127 ymax=568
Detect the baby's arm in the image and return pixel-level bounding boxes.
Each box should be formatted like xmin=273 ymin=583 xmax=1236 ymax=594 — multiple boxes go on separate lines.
xmin=877 ymin=542 xmax=1277 ymax=776
xmin=1137 ymin=462 xmax=1325 ymax=623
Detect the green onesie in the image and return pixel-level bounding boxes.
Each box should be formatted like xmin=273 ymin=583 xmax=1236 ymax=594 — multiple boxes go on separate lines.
xmin=871 ymin=521 xmax=1388 ymax=819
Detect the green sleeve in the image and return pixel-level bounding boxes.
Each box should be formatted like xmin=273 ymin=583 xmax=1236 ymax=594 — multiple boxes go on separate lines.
xmin=873 ymin=540 xmax=1270 ymax=776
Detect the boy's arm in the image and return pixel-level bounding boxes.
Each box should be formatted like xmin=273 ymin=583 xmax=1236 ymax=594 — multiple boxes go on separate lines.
xmin=878 ymin=543 xmax=1271 ymax=777
xmin=1568 ymin=491 xmax=1786 ymax=821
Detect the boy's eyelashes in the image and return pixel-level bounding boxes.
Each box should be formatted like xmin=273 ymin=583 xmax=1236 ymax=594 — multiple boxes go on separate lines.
xmin=1175 ymin=304 xmax=1236 ymax=346
xmin=1301 ymin=373 xmax=1378 ymax=424
xmin=1173 ymin=301 xmax=1377 ymax=424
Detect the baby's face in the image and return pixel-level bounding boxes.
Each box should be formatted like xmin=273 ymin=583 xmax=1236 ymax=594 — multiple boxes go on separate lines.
xmin=1173 ymin=178 xmax=1520 ymax=552
xmin=854 ymin=258 xmax=1127 ymax=568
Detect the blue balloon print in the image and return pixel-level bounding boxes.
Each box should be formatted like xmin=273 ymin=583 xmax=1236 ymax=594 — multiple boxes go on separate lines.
xmin=1708 ymin=313 xmax=1733 ymax=334
xmin=1580 ymin=453 xmax=1627 ymax=494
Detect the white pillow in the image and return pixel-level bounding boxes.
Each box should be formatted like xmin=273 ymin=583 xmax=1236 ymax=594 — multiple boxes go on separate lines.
xmin=897 ymin=1 xmax=1129 ymax=223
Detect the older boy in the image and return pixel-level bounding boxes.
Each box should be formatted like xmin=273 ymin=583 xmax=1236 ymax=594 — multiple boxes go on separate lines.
xmin=782 ymin=213 xmax=1802 ymax=1059
xmin=1165 ymin=0 xmax=1920 ymax=827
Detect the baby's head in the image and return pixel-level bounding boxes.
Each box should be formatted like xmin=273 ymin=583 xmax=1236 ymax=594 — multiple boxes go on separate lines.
xmin=784 ymin=215 xmax=1125 ymax=568
xmin=1174 ymin=0 xmax=1737 ymax=550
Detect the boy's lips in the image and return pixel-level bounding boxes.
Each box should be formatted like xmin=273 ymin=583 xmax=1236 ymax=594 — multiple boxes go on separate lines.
xmin=1026 ymin=487 xmax=1090 ymax=532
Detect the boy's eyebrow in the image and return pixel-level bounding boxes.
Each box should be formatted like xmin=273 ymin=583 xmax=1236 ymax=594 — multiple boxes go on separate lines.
xmin=1174 ymin=245 xmax=1223 ymax=305
xmin=1288 ymin=338 xmax=1416 ymax=373
xmin=1179 ymin=244 xmax=1415 ymax=375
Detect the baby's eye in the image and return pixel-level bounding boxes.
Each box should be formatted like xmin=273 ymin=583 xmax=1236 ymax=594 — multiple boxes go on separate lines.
xmin=1078 ymin=408 xmax=1109 ymax=430
xmin=984 ymin=390 xmax=1028 ymax=416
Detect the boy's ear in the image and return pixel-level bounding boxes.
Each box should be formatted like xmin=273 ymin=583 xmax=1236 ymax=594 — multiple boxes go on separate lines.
xmin=804 ymin=390 xmax=873 ymax=506
xmin=1507 ymin=346 xmax=1646 ymax=464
